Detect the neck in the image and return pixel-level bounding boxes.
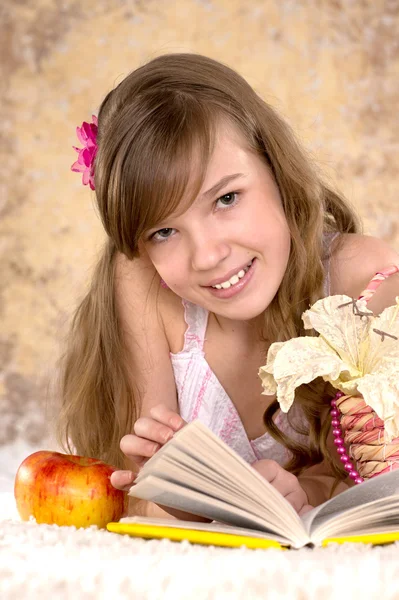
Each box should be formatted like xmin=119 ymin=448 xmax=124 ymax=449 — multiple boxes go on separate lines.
xmin=210 ymin=311 xmax=266 ymax=343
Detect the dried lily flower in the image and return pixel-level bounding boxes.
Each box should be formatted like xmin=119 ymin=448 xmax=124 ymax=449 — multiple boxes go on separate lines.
xmin=259 ymin=295 xmax=399 ymax=440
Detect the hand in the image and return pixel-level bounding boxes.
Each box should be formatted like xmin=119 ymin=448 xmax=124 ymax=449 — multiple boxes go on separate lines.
xmin=251 ymin=459 xmax=313 ymax=516
xmin=110 ymin=404 xmax=185 ymax=492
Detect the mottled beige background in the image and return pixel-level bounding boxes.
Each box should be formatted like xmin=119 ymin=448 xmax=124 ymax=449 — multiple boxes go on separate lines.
xmin=1 ymin=1 xmax=398 ymax=467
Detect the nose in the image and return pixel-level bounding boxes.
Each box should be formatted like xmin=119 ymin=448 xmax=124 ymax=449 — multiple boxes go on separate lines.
xmin=190 ymin=228 xmax=231 ymax=272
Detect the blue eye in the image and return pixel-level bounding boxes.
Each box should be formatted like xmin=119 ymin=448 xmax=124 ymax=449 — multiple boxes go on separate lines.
xmin=216 ymin=192 xmax=238 ymax=208
xmin=152 ymin=228 xmax=175 ymax=242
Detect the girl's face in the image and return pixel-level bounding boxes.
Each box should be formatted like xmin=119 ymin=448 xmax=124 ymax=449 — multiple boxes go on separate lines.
xmin=143 ymin=122 xmax=291 ymax=322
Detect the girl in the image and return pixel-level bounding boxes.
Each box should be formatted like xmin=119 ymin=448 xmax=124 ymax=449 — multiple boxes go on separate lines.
xmin=61 ymin=53 xmax=399 ymax=518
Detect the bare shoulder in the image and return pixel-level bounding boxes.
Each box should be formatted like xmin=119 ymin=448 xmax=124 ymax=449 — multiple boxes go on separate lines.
xmin=330 ymin=233 xmax=399 ymax=313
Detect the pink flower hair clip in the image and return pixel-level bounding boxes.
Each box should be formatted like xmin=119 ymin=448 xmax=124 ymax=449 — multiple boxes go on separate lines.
xmin=71 ymin=114 xmax=98 ymax=190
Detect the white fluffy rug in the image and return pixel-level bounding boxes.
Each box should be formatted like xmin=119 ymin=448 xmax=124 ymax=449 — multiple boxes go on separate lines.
xmin=2 ymin=493 xmax=399 ymax=600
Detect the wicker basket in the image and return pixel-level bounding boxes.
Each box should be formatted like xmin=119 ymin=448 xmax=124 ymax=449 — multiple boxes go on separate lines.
xmin=335 ymin=394 xmax=399 ymax=479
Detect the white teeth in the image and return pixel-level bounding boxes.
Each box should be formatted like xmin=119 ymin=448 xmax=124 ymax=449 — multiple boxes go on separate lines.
xmin=212 ymin=260 xmax=253 ymax=289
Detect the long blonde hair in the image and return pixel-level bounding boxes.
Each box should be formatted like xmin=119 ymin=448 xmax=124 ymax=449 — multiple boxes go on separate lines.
xmin=57 ymin=53 xmax=360 ymax=473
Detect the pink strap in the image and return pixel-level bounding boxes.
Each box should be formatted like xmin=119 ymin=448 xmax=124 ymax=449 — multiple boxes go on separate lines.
xmin=181 ymin=299 xmax=208 ymax=352
xmin=357 ymin=265 xmax=399 ymax=304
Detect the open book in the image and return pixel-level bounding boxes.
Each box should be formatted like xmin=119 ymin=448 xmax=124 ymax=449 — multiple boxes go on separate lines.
xmin=107 ymin=421 xmax=399 ymax=549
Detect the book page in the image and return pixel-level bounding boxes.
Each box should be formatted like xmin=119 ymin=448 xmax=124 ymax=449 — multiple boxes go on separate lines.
xmin=131 ymin=421 xmax=307 ymax=546
xmin=302 ymin=470 xmax=399 ymax=541
xmin=120 ymin=515 xmax=285 ymax=542
xmin=312 ymin=496 xmax=399 ymax=541
xmin=131 ymin=475 xmax=299 ymax=546
xmin=140 ymin=450 xmax=267 ymax=518
xmin=183 ymin=423 xmax=303 ymax=533
xmin=136 ymin=421 xmax=304 ymax=534
xmin=137 ymin=441 xmax=299 ymax=530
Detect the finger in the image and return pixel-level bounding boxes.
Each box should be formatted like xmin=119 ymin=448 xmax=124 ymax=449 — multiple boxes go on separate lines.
xmin=260 ymin=463 xmax=300 ymax=499
xmin=110 ymin=470 xmax=137 ymax=492
xmin=271 ymin=469 xmax=300 ymax=498
xmin=133 ymin=417 xmax=175 ymax=445
xmin=283 ymin=488 xmax=310 ymax=514
xmin=149 ymin=404 xmax=186 ymax=431
xmin=298 ymin=504 xmax=314 ymax=516
xmin=252 ymin=461 xmax=307 ymax=512
xmin=251 ymin=459 xmax=280 ymax=483
xmin=120 ymin=433 xmax=161 ymax=464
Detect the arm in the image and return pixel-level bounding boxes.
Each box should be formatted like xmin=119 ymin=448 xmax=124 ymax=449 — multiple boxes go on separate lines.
xmin=111 ymin=251 xmax=209 ymax=521
xmin=114 ymin=250 xmax=178 ymax=421
xmin=113 ymin=251 xmax=179 ymax=518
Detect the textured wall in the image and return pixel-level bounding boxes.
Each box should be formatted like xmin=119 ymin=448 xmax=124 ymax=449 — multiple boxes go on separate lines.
xmin=1 ymin=0 xmax=399 ymax=458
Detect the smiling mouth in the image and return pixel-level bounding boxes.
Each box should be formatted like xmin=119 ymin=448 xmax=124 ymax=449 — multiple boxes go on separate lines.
xmin=210 ymin=259 xmax=254 ymax=289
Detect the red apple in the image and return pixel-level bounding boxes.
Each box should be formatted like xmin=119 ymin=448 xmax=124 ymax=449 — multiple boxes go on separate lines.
xmin=14 ymin=451 xmax=127 ymax=529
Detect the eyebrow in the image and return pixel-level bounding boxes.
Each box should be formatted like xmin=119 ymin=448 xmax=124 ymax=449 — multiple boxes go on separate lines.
xmin=200 ymin=173 xmax=245 ymax=201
